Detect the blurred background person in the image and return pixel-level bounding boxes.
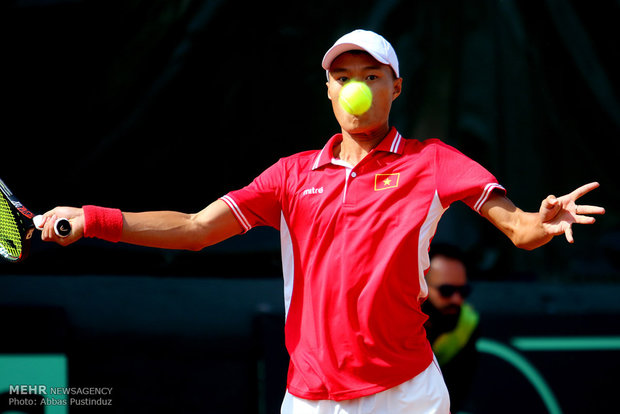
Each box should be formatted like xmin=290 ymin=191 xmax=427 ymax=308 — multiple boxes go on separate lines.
xmin=423 ymin=243 xmax=479 ymax=413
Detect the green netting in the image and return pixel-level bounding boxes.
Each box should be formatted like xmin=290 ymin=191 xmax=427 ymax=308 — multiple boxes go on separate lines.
xmin=0 ymin=193 xmax=22 ymax=261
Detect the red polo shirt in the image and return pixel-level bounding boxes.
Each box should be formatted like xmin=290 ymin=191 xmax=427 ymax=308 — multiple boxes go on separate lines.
xmin=220 ymin=128 xmax=504 ymax=401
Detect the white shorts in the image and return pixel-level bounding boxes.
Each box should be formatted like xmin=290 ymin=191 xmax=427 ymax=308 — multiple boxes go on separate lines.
xmin=281 ymin=356 xmax=450 ymax=414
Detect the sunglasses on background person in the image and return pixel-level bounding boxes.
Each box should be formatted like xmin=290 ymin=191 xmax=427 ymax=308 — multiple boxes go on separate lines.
xmin=431 ymin=284 xmax=472 ymax=299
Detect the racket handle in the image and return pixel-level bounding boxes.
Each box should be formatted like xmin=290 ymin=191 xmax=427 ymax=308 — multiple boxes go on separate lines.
xmin=54 ymin=218 xmax=72 ymax=238
xmin=33 ymin=215 xmax=72 ymax=238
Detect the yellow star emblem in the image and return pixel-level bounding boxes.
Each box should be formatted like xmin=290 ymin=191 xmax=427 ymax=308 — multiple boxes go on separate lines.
xmin=374 ymin=173 xmax=400 ymax=191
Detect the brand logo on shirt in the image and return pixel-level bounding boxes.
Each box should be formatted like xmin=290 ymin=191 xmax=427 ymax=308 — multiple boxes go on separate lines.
xmin=302 ymin=186 xmax=324 ymax=196
xmin=374 ymin=173 xmax=400 ymax=191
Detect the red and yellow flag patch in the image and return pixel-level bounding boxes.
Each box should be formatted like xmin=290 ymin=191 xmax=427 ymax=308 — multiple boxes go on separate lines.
xmin=374 ymin=173 xmax=400 ymax=191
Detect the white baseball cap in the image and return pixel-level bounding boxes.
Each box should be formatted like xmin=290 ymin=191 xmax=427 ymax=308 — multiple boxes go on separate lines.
xmin=322 ymin=29 xmax=400 ymax=78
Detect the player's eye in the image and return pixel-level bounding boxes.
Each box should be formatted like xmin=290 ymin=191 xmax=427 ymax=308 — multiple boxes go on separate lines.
xmin=366 ymin=74 xmax=378 ymax=81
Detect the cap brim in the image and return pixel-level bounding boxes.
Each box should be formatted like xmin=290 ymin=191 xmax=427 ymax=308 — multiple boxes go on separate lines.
xmin=321 ymin=42 xmax=391 ymax=71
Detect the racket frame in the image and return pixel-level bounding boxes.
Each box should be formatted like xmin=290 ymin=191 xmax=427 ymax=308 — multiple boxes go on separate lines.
xmin=0 ymin=178 xmax=36 ymax=262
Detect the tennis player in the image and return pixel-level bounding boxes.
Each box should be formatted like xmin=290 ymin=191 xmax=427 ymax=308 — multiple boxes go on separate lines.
xmin=39 ymin=30 xmax=604 ymax=413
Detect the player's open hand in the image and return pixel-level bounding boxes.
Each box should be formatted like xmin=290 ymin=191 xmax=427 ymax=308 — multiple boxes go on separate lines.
xmin=36 ymin=207 xmax=85 ymax=246
xmin=539 ymin=182 xmax=605 ymax=243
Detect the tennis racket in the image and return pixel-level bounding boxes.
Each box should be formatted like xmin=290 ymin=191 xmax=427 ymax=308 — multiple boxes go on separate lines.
xmin=0 ymin=177 xmax=71 ymax=262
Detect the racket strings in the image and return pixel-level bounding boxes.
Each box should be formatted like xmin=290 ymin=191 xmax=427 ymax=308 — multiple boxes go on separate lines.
xmin=0 ymin=193 xmax=22 ymax=260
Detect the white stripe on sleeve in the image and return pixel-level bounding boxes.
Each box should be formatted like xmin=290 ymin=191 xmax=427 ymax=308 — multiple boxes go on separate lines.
xmin=474 ymin=183 xmax=505 ymax=212
xmin=220 ymin=195 xmax=252 ymax=232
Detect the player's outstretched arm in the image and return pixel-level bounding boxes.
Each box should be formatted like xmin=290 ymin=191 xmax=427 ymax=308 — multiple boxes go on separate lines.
xmin=38 ymin=200 xmax=243 ymax=251
xmin=481 ymin=182 xmax=605 ymax=250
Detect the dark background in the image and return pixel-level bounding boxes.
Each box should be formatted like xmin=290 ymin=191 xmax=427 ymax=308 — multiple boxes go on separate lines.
xmin=1 ymin=0 xmax=619 ymax=413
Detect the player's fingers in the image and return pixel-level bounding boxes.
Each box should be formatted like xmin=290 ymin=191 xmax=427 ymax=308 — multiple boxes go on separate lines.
xmin=542 ymin=195 xmax=557 ymax=207
xmin=576 ymin=205 xmax=605 ymax=215
xmin=41 ymin=214 xmax=58 ymax=241
xmin=564 ymin=226 xmax=574 ymax=243
xmin=575 ymin=215 xmax=596 ymax=225
xmin=539 ymin=195 xmax=560 ymax=221
xmin=41 ymin=222 xmax=52 ymax=241
xmin=35 ymin=208 xmax=61 ymax=230
xmin=570 ymin=182 xmax=600 ymax=200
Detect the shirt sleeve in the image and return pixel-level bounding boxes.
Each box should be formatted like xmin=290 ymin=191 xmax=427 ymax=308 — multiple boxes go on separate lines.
xmin=219 ymin=160 xmax=284 ymax=233
xmin=433 ymin=140 xmax=506 ymax=213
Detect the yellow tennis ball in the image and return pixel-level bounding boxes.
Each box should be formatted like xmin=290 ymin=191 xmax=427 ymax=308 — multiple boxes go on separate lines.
xmin=338 ymin=81 xmax=372 ymax=115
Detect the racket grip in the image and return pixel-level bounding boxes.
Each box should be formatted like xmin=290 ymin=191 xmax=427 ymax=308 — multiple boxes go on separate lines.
xmin=54 ymin=218 xmax=72 ymax=238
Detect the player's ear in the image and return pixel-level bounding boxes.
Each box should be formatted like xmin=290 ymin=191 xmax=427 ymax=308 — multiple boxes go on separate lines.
xmin=326 ymin=81 xmax=333 ymax=101
xmin=392 ymin=77 xmax=402 ymax=101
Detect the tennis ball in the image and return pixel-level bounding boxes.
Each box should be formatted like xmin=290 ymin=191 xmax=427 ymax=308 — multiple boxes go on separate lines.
xmin=338 ymin=81 xmax=372 ymax=115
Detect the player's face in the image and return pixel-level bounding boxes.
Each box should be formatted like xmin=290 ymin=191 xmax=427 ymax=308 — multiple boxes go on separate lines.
xmin=326 ymin=52 xmax=402 ymax=135
xmin=426 ymin=255 xmax=468 ymax=315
